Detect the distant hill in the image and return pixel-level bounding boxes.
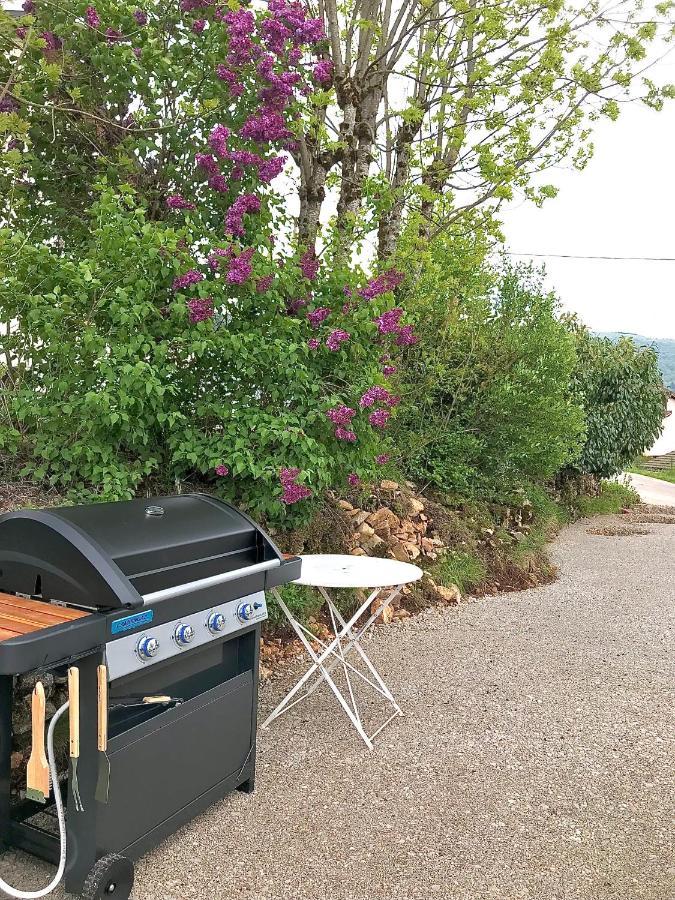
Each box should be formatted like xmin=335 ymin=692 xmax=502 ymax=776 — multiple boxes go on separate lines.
xmin=597 ymin=332 xmax=675 ymax=391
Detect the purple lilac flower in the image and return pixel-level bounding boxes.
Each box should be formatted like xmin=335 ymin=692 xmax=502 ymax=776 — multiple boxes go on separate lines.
xmin=225 ymin=194 xmax=261 ymax=237
xmin=0 ymin=97 xmax=19 ymax=113
xmin=208 ymin=124 xmax=230 ymax=158
xmin=105 ymin=27 xmax=122 ymax=42
xmin=196 ymin=153 xmax=220 ymax=175
xmin=259 ymin=71 xmax=300 ymax=111
xmin=325 ymin=405 xmax=355 ymax=427
xmin=240 ymin=110 xmax=290 ymax=143
xmin=133 ymin=46 xmax=141 ymax=57
xmin=286 ymin=297 xmax=307 ymax=315
xmin=207 ymin=247 xmax=229 ymax=270
xmin=343 ymin=285 xmax=352 ymax=296
xmin=166 ymin=194 xmax=195 ymax=210
xmin=360 ymin=386 xmax=396 ymax=409
xmin=224 ymin=9 xmax=256 ymax=65
xmin=215 ymin=464 xmax=229 ymax=476
xmin=375 ymin=454 xmax=390 ymax=465
xmin=205 ymin=174 xmax=225 ymax=193
xmin=224 ymin=8 xmax=255 ymax=35
xmin=307 ymin=338 xmax=320 ymax=350
xmin=335 ymin=426 xmax=357 ymax=442
xmin=383 ymin=365 xmax=397 ymax=376
xmin=299 ymin=18 xmax=325 ymax=43
xmin=279 ymin=468 xmax=313 ymax=505
xmin=257 ymin=275 xmax=274 ymax=293
xmin=85 ymin=6 xmax=100 ymax=28
xmin=280 ymin=467 xmax=301 ymax=485
xmin=360 ymin=268 xmax=405 ymax=300
xmin=172 ymin=270 xmax=204 ymax=291
xmin=261 ymin=18 xmax=291 ymax=54
xmin=133 ymin=9 xmax=148 ymax=25
xmin=395 ymin=325 xmax=417 ymax=346
xmin=368 ymin=409 xmax=390 ymax=428
xmin=41 ymin=31 xmax=63 ymax=50
xmin=22 ymin=0 xmax=35 ymax=11
xmin=226 ymin=247 xmax=255 ymax=285
xmin=307 ymin=307 xmax=330 ymax=329
xmin=215 ymin=65 xmax=244 ymax=96
xmin=342 ymin=303 xmax=353 ymax=315
xmin=260 ymin=155 xmax=286 ymax=182
xmin=15 ymin=25 xmax=28 ymax=39
xmin=312 ymin=59 xmax=333 ymax=85
xmin=187 ymin=297 xmax=214 ymax=323
xmin=326 ymin=329 xmax=350 ymax=351
xmin=281 ymin=482 xmax=313 ymax=505
xmin=192 ymin=19 xmax=206 ymax=33
xmin=374 ymin=307 xmax=404 ymax=334
xmin=299 ymin=249 xmax=319 ymax=280
xmin=347 ymin=473 xmax=360 ymax=487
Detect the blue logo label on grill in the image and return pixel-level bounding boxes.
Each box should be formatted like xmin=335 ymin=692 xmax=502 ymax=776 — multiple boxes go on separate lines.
xmin=111 ymin=610 xmax=154 ymax=635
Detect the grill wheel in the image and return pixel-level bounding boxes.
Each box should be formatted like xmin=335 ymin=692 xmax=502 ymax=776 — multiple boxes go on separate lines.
xmin=80 ymin=854 xmax=134 ymax=900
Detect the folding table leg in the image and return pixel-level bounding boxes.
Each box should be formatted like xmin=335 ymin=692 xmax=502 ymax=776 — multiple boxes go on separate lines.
xmin=262 ymin=589 xmax=375 ymax=748
xmin=305 ymin=586 xmax=403 ymax=716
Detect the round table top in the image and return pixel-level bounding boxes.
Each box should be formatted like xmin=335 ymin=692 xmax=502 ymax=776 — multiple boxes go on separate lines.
xmin=294 ymin=554 xmax=423 ymax=589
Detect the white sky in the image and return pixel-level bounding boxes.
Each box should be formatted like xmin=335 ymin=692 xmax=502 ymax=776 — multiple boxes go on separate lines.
xmin=502 ymin=56 xmax=675 ymax=340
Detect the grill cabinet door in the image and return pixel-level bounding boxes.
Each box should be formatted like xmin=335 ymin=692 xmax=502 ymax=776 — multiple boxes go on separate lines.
xmin=96 ymin=671 xmax=253 ymax=854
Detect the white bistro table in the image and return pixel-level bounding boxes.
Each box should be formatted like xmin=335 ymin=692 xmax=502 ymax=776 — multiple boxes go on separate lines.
xmin=262 ymin=554 xmax=422 ymax=749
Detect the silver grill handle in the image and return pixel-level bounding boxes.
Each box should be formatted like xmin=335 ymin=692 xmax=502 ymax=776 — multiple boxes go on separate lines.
xmin=141 ymin=558 xmax=281 ymax=604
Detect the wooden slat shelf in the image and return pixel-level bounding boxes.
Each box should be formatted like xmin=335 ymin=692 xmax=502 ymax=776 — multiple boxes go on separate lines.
xmin=0 ymin=593 xmax=89 ymax=641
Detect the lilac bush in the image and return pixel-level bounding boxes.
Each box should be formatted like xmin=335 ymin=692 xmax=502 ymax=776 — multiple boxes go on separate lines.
xmin=0 ymin=0 xmax=415 ymax=520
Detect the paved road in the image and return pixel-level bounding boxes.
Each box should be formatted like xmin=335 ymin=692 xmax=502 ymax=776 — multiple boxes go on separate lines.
xmin=3 ymin=518 xmax=674 ymax=899
xmin=624 ymin=471 xmax=675 ymax=506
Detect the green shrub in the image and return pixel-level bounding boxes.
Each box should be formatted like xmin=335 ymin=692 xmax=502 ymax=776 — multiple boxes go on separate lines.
xmin=393 ymin=231 xmax=585 ymax=501
xmin=570 ymin=330 xmax=666 ymax=478
xmin=431 ymin=551 xmax=487 ymax=594
xmin=576 ymin=481 xmax=640 ymax=516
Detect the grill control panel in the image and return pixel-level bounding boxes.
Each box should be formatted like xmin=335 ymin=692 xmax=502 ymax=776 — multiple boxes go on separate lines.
xmin=106 ymin=590 xmax=267 ymax=681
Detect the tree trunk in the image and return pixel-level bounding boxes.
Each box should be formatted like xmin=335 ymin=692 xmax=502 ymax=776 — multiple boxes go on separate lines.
xmin=377 ymin=123 xmax=417 ymax=260
xmin=298 ymin=158 xmax=328 ymax=252
xmin=335 ymin=79 xmax=382 ymax=257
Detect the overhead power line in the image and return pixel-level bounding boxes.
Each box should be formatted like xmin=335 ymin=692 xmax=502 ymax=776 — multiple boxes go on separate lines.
xmin=505 ymin=252 xmax=675 ymax=262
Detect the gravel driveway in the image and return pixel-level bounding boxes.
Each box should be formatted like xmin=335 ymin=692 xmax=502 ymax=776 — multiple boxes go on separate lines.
xmin=3 ymin=518 xmax=674 ymax=899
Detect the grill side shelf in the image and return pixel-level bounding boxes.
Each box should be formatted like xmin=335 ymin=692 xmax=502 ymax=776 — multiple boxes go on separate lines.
xmin=0 ymin=614 xmax=105 ymax=675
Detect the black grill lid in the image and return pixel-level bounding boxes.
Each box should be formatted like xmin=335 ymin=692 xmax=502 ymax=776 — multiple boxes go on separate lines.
xmin=51 ymin=495 xmax=257 ymax=577
xmin=0 ymin=494 xmax=285 ymax=610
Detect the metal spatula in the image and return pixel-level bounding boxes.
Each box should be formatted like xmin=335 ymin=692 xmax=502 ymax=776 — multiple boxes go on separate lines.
xmin=95 ymin=664 xmax=110 ymax=804
xmin=68 ymin=666 xmax=84 ymax=812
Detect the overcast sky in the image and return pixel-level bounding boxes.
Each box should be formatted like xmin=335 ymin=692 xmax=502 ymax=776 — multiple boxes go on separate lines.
xmin=502 ymin=56 xmax=675 ymax=340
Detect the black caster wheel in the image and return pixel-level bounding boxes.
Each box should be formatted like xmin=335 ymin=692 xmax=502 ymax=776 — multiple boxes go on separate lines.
xmin=81 ymin=854 xmax=134 ymax=899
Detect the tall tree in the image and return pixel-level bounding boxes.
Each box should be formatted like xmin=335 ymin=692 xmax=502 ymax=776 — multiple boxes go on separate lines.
xmin=293 ymin=0 xmax=674 ymax=257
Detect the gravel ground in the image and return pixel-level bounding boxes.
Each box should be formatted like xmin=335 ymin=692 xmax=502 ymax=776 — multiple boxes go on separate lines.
xmin=2 ymin=517 xmax=674 ymax=899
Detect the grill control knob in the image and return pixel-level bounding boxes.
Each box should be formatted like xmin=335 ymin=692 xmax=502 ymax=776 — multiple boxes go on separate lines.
xmin=237 ymin=603 xmax=254 ymax=622
xmin=174 ymin=623 xmax=195 ymax=647
xmin=207 ymin=612 xmax=226 ymax=634
xmin=137 ymin=636 xmax=160 ymax=661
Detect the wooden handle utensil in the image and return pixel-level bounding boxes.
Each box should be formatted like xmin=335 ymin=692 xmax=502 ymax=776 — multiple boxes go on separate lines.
xmin=68 ymin=666 xmax=84 ymax=811
xmin=26 ymin=681 xmax=49 ymax=803
xmin=97 ymin=665 xmax=107 ymax=753
xmin=95 ymin=664 xmax=110 ymax=804
xmin=68 ymin=667 xmax=79 ymax=759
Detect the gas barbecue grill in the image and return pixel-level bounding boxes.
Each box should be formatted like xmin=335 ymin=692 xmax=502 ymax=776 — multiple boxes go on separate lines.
xmin=0 ymin=494 xmax=300 ymax=898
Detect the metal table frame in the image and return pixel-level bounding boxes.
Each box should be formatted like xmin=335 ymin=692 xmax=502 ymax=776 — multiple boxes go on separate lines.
xmin=262 ymin=584 xmax=405 ymax=750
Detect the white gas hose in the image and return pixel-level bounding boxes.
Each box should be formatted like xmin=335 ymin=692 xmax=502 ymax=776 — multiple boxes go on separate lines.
xmin=0 ymin=701 xmax=69 ymax=899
